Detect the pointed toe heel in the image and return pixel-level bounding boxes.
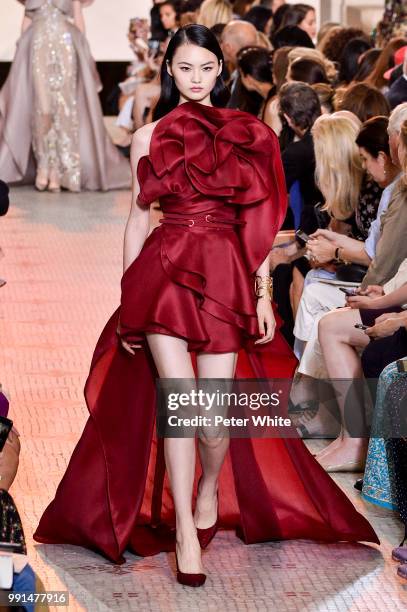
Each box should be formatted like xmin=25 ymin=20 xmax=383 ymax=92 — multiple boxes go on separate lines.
xmin=175 ymin=553 xmax=206 ymax=587
xmin=196 ymin=520 xmax=219 ymax=550
xmin=196 ymin=477 xmax=219 ymax=549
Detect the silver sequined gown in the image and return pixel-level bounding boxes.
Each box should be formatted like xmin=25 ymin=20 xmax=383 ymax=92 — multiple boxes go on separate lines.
xmin=0 ymin=0 xmax=131 ymax=191
xmin=31 ymin=0 xmax=80 ymax=191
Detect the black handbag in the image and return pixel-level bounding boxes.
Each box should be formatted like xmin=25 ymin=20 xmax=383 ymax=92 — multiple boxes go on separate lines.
xmin=335 ymin=263 xmax=367 ymax=283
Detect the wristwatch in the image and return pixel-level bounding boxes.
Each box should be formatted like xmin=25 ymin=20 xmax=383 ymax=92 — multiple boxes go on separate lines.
xmin=334 ymin=247 xmax=348 ymax=265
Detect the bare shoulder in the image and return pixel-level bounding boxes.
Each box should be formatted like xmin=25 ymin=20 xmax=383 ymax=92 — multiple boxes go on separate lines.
xmin=131 ymin=119 xmax=162 ymax=159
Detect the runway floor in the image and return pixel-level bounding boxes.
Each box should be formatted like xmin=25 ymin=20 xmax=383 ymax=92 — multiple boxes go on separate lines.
xmin=1 ymin=186 xmax=406 ymax=611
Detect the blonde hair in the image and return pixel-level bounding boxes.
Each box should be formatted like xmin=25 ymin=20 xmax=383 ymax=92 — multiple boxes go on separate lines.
xmin=400 ymin=119 xmax=407 ymax=188
xmin=198 ymin=0 xmax=233 ymax=29
xmin=287 ymin=47 xmax=338 ymax=83
xmin=311 ymin=114 xmax=364 ymax=220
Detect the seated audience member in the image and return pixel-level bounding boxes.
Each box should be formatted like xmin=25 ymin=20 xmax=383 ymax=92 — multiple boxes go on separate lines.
xmin=318 ymin=26 xmax=368 ymax=64
xmin=338 ymin=38 xmax=372 ymax=85
xmin=287 ymin=58 xmax=328 ymax=85
xmin=298 ymin=122 xmax=407 ymax=471
xmin=363 ymin=358 xmax=407 ymax=581
xmin=354 ymin=352 xmax=407 ymax=582
xmin=271 ymin=25 xmax=314 ymax=50
xmin=278 ymin=82 xmax=322 ymax=234
xmin=335 ymin=82 xmax=391 ymax=122
xmin=364 ymin=36 xmax=407 ymax=92
xmin=306 ymin=115 xmax=400 ymax=270
xmin=312 ymin=113 xmax=384 ymax=241
xmin=262 ymin=46 xmax=292 ymax=135
xmin=289 ymin=107 xmax=406 ymax=432
xmin=132 ymin=45 xmax=166 ymax=129
xmin=237 ymin=46 xmax=275 ymax=118
xmin=268 ymin=0 xmax=286 ymax=11
xmin=278 ymin=3 xmax=317 ymax=42
xmin=384 ymin=43 xmax=406 ymax=83
xmin=352 ymin=48 xmax=381 ymax=83
xmin=150 ymin=0 xmax=169 ymax=43
xmin=287 ymin=47 xmax=337 ymax=83
xmin=270 ymin=3 xmax=290 ymax=35
xmin=232 ymin=0 xmax=256 ymax=17
xmin=197 ymin=0 xmax=233 ymax=29
xmin=360 ymin=359 xmax=405 ymax=514
xmin=272 ymin=46 xmax=292 ymax=91
xmin=269 ymin=83 xmax=321 ymax=342
xmin=316 ymin=261 xmax=407 ymax=471
xmin=387 ymin=47 xmax=407 ymax=109
xmin=220 ymin=20 xmax=259 ymax=109
xmin=286 ymin=111 xmax=381 ymax=318
xmin=179 ymin=0 xmax=204 ymax=25
xmin=312 ymin=83 xmax=335 ymax=114
xmin=293 ymin=105 xmax=406 ymax=355
xmin=159 ymin=0 xmax=181 ymax=38
xmin=316 ymin=21 xmax=339 ymax=46
xmin=244 ymin=5 xmax=273 ymax=35
xmin=312 ymin=114 xmax=364 ymax=230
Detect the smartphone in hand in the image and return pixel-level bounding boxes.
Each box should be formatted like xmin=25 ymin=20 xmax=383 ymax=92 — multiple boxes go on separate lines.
xmin=295 ymin=229 xmax=310 ymax=248
xmin=354 ymin=323 xmax=368 ymax=331
xmin=340 ymin=287 xmax=358 ymax=296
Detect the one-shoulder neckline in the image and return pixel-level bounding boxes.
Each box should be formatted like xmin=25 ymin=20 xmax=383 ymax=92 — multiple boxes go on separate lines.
xmin=135 ymin=101 xmax=271 ymax=183
xmin=136 ymin=101 xmax=217 ymax=177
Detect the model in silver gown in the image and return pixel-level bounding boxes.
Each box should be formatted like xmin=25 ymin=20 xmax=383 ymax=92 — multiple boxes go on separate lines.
xmin=0 ymin=0 xmax=131 ymax=192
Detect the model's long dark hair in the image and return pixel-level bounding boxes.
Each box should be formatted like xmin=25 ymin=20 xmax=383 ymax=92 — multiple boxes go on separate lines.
xmin=153 ymin=25 xmax=230 ymax=120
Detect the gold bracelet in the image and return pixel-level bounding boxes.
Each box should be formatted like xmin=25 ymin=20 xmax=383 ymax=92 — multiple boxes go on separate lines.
xmin=255 ymin=275 xmax=273 ymax=300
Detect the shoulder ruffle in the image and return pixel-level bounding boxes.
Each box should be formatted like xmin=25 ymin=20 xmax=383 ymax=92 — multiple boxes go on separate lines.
xmin=143 ymin=102 xmax=280 ymax=206
xmin=137 ymin=102 xmax=287 ymax=273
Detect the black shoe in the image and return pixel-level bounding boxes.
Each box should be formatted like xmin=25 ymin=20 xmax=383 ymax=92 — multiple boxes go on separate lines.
xmin=354 ymin=478 xmax=363 ymax=492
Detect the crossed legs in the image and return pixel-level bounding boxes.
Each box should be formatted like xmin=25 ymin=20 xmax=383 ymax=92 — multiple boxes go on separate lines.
xmin=317 ymin=308 xmax=370 ymax=468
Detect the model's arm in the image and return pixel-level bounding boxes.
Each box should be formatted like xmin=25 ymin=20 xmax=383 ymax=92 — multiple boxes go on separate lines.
xmin=21 ymin=16 xmax=32 ymax=34
xmin=254 ymin=252 xmax=276 ymax=344
xmin=119 ymin=128 xmax=152 ymax=353
xmin=73 ymin=0 xmax=86 ymax=34
xmin=123 ymin=128 xmax=151 ymax=274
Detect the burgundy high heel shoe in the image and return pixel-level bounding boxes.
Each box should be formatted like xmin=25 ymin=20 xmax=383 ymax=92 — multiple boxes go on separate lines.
xmin=175 ymin=551 xmax=206 ymax=587
xmin=195 ymin=477 xmax=219 ymax=549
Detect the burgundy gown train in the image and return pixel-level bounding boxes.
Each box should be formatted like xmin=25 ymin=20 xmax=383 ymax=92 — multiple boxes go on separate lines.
xmin=34 ymin=101 xmax=378 ymax=564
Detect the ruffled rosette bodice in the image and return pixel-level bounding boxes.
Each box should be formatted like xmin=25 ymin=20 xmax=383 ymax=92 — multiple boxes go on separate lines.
xmin=137 ymin=101 xmax=287 ymax=275
xmin=119 ymin=101 xmax=288 ymax=351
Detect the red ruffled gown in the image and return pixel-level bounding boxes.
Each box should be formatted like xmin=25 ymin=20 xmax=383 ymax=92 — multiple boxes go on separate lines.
xmin=34 ymin=101 xmax=378 ymax=564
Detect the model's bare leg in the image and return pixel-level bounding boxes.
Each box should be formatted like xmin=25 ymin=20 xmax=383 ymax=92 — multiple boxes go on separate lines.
xmin=317 ymin=308 xmax=370 ymax=468
xmin=194 ymin=352 xmax=238 ymax=529
xmin=145 ymin=332 xmax=202 ymax=574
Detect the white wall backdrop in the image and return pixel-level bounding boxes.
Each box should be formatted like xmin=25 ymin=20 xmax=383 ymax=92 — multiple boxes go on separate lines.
xmin=0 ymin=0 xmax=152 ymax=61
xmin=0 ymin=0 xmax=384 ymax=62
